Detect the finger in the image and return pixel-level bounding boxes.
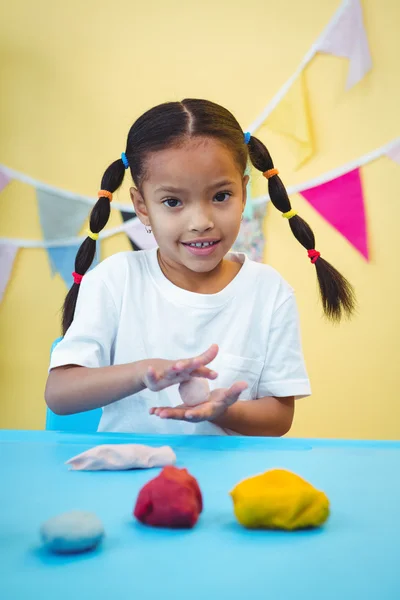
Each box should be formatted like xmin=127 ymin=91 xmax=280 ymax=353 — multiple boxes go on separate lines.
xmin=222 ymin=381 xmax=248 ymax=407
xmin=178 ymin=346 xmax=218 ymax=374
xmin=166 ymin=356 xmax=205 ymax=378
xmin=182 ymin=400 xmax=214 ymax=420
xmin=150 ymin=405 xmax=209 ymax=422
xmin=173 ymin=358 xmax=202 ymax=373
xmin=149 ymin=407 xmax=166 ymax=417
xmin=150 ymin=407 xmax=189 ymax=420
xmin=191 ymin=366 xmax=218 ymax=379
xmin=169 ymin=345 xmax=218 ymax=376
xmin=149 ymin=406 xmax=172 ymax=415
xmin=195 ymin=344 xmax=219 ymax=365
xmin=163 ymin=362 xmax=192 ymax=381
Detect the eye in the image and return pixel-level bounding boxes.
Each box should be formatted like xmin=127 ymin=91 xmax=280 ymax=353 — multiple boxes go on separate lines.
xmin=214 ymin=191 xmax=232 ymax=203
xmin=162 ymin=198 xmax=182 ymax=208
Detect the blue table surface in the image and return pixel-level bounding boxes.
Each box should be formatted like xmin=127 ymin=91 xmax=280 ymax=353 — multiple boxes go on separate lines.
xmin=1 ymin=430 xmax=399 ymax=600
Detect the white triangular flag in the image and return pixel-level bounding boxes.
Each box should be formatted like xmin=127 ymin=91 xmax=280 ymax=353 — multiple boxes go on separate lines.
xmin=317 ymin=0 xmax=372 ymax=89
xmin=0 ymin=244 xmax=19 ymax=303
xmin=386 ymin=139 xmax=400 ymax=165
xmin=0 ymin=170 xmax=11 ymax=194
xmin=125 ymin=218 xmax=157 ymax=250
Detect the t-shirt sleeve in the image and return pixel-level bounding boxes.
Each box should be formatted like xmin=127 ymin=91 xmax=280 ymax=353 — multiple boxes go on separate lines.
xmin=49 ymin=270 xmax=118 ymax=370
xmin=256 ymin=293 xmax=311 ymax=400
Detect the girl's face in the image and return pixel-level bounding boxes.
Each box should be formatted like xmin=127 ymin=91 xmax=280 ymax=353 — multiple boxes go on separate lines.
xmin=131 ymin=137 xmax=248 ymax=276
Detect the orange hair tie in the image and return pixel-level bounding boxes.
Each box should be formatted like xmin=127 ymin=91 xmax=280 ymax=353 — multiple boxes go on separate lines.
xmin=98 ymin=190 xmax=113 ymax=202
xmin=263 ymin=168 xmax=279 ymax=179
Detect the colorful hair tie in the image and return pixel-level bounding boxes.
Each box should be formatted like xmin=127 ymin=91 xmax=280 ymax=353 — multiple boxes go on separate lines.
xmin=244 ymin=132 xmax=251 ymax=144
xmin=282 ymin=209 xmax=297 ymax=220
xmin=86 ymin=229 xmax=99 ymax=241
xmin=98 ymin=190 xmax=113 ymax=201
xmin=307 ymin=249 xmax=321 ymax=264
xmin=121 ymin=152 xmax=129 ymax=169
xmin=72 ymin=271 xmax=83 ymax=285
xmin=263 ymin=168 xmax=279 ymax=179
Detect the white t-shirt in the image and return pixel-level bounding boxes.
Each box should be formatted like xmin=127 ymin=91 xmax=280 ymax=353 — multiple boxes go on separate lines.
xmin=50 ymin=248 xmax=311 ymax=435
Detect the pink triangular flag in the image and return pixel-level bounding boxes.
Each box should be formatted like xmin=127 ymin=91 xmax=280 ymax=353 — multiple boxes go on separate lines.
xmin=386 ymin=140 xmax=400 ymax=165
xmin=300 ymin=168 xmax=369 ymax=260
xmin=0 ymin=244 xmax=19 ymax=303
xmin=0 ymin=170 xmax=11 ymax=193
xmin=317 ymin=0 xmax=372 ymax=89
xmin=125 ymin=218 xmax=157 ymax=250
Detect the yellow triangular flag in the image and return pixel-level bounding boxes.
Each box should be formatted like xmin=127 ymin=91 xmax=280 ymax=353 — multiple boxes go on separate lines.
xmin=264 ymin=72 xmax=314 ymax=168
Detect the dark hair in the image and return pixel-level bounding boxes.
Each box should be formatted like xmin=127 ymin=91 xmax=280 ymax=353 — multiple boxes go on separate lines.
xmin=62 ymin=99 xmax=355 ymax=333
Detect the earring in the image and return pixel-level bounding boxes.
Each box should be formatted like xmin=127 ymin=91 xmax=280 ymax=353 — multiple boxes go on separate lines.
xmin=240 ymin=214 xmax=243 ymax=222
xmin=145 ymin=225 xmax=152 ymax=234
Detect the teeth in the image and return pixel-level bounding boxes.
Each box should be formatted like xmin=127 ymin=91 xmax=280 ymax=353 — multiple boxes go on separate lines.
xmin=189 ymin=241 xmax=215 ymax=248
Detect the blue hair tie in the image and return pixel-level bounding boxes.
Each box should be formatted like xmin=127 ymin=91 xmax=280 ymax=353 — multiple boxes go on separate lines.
xmin=244 ymin=132 xmax=251 ymax=144
xmin=121 ymin=152 xmax=129 ymax=169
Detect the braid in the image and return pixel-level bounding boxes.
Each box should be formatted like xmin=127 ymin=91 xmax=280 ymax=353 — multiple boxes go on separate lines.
xmin=247 ymin=135 xmax=355 ymax=322
xmin=62 ymin=158 xmax=126 ymax=334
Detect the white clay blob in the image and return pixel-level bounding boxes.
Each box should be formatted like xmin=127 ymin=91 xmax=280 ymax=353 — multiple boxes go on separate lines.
xmin=179 ymin=377 xmax=210 ymax=407
xmin=65 ymin=444 xmax=176 ymax=471
xmin=40 ymin=511 xmax=104 ymax=554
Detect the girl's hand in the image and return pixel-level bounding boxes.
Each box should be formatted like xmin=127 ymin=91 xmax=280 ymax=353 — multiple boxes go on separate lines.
xmin=142 ymin=344 xmax=219 ymax=392
xmin=149 ymin=381 xmax=248 ymax=422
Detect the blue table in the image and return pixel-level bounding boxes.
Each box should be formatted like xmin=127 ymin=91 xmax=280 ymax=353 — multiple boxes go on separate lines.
xmin=1 ymin=431 xmax=399 ymax=599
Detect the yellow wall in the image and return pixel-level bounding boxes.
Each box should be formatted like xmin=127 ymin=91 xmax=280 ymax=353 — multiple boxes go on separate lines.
xmin=0 ymin=0 xmax=399 ymax=438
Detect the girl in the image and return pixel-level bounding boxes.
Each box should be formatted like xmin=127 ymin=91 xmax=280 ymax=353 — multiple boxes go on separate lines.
xmin=45 ymin=99 xmax=355 ymax=436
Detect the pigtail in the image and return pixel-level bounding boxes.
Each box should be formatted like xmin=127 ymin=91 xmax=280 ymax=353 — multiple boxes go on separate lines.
xmin=62 ymin=158 xmax=127 ymax=334
xmin=247 ymin=135 xmax=355 ymax=322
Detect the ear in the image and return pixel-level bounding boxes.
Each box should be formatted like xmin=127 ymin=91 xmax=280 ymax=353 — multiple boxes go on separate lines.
xmin=130 ymin=187 xmax=150 ymax=226
xmin=242 ymin=175 xmax=249 ymax=212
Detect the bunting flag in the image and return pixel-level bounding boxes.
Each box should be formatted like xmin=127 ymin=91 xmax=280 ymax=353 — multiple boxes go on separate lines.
xmin=300 ymin=167 xmax=368 ymax=260
xmin=386 ymin=139 xmax=400 ymax=165
xmin=242 ymin=178 xmax=254 ymax=220
xmin=47 ymin=243 xmax=99 ymax=288
xmin=37 ymin=188 xmax=90 ymax=241
xmin=120 ymin=211 xmax=140 ymax=251
xmin=47 ymin=244 xmax=80 ymax=288
xmin=247 ymin=0 xmax=371 ymax=168
xmin=316 ymin=0 xmax=372 ymax=89
xmin=264 ymin=72 xmax=314 ymax=169
xmin=0 ymin=244 xmax=18 ymax=303
xmin=123 ymin=216 xmax=157 ymax=250
xmin=37 ymin=187 xmax=91 ymax=283
xmin=232 ymin=204 xmax=267 ymax=262
xmin=0 ymin=170 xmax=11 ymax=194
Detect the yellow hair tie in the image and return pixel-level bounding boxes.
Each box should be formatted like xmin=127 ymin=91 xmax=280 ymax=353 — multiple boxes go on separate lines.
xmin=282 ymin=209 xmax=297 ymax=220
xmin=86 ymin=229 xmax=99 ymax=241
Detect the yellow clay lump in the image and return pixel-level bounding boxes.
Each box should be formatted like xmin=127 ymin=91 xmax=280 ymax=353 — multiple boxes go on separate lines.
xmin=230 ymin=469 xmax=330 ymax=530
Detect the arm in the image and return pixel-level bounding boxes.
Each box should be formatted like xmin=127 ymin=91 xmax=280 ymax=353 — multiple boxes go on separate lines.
xmin=150 ymin=387 xmax=295 ymax=437
xmin=212 ymin=396 xmax=295 ymax=436
xmin=45 ymin=362 xmax=148 ymax=416
xmin=45 ymin=345 xmax=220 ymax=416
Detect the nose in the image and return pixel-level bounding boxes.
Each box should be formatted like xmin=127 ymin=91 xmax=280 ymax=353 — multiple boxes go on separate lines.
xmin=188 ymin=205 xmax=214 ymax=233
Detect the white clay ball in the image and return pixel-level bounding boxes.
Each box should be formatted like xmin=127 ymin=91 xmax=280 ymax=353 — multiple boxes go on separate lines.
xmin=40 ymin=511 xmax=104 ymax=554
xmin=179 ymin=378 xmax=210 ymax=407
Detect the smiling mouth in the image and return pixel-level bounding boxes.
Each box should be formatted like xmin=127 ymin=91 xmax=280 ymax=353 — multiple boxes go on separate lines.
xmin=182 ymin=241 xmax=220 ymax=248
